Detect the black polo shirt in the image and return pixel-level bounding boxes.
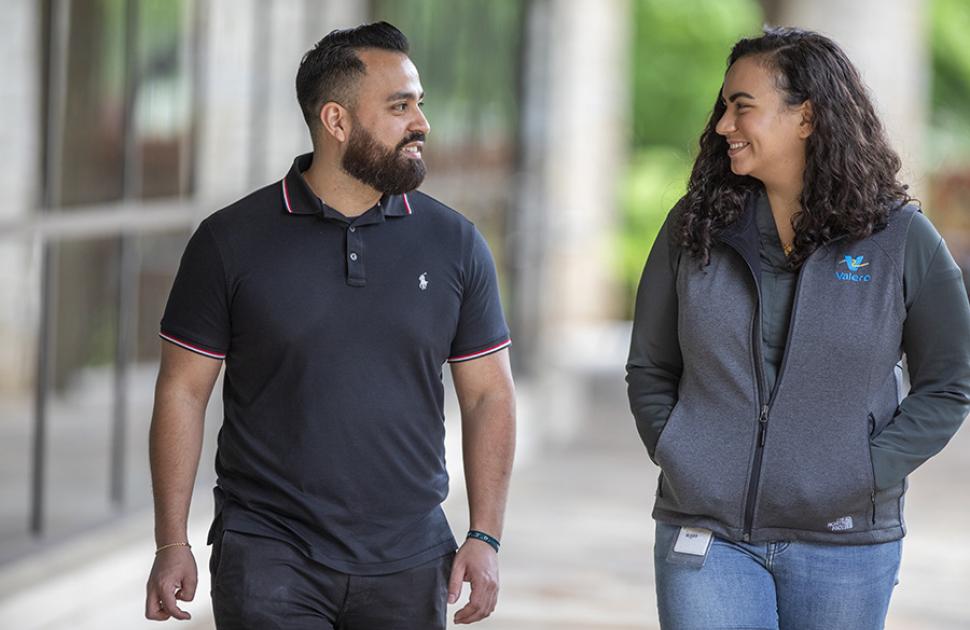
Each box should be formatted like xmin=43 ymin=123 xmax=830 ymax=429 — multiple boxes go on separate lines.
xmin=160 ymin=153 xmax=511 ymax=575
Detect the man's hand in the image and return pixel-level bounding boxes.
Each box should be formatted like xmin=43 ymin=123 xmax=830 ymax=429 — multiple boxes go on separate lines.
xmin=448 ymin=538 xmax=499 ymax=624
xmin=145 ymin=547 xmax=198 ymax=621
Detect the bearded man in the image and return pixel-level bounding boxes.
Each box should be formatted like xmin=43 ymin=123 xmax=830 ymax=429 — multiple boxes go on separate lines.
xmin=144 ymin=22 xmax=515 ymax=629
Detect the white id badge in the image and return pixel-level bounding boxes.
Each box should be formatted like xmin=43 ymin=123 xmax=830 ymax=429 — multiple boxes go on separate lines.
xmin=666 ymin=526 xmax=714 ymax=568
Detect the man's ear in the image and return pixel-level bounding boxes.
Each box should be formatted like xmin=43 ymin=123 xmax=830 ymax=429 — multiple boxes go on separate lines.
xmin=320 ymin=102 xmax=350 ymax=143
xmin=798 ymin=100 xmax=814 ymax=139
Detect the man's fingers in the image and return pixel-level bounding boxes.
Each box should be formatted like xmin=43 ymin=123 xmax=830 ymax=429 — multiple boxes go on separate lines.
xmin=447 ymin=558 xmax=466 ymax=604
xmin=177 ymin=573 xmax=198 ymax=602
xmin=454 ymin=574 xmax=497 ymax=624
xmin=144 ymin=587 xmax=170 ymax=621
xmin=159 ymin=585 xmax=192 ymax=621
xmin=454 ymin=600 xmax=480 ymax=624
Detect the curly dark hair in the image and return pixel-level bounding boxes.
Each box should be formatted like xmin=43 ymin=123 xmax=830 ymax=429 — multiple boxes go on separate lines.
xmin=676 ymin=27 xmax=914 ymax=268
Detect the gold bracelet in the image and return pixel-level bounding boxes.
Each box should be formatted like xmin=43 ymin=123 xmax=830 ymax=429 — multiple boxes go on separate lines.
xmin=155 ymin=542 xmax=191 ymax=555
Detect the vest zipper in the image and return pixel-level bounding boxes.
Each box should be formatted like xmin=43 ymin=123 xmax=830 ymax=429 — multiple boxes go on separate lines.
xmin=742 ymin=403 xmax=769 ymax=541
xmin=740 ymin=253 xmax=808 ymax=541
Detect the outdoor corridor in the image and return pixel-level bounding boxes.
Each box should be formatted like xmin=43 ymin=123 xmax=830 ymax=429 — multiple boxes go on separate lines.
xmin=1 ymin=369 xmax=968 ymax=629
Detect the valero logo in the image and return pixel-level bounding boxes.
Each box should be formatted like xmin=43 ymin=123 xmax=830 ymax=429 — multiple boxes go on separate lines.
xmin=835 ymin=255 xmax=872 ymax=283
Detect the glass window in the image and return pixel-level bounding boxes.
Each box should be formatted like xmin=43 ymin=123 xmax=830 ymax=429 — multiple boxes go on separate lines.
xmin=44 ymin=0 xmax=195 ymax=208
xmin=0 ymin=237 xmax=41 ymax=559
xmin=44 ymin=237 xmax=119 ymax=539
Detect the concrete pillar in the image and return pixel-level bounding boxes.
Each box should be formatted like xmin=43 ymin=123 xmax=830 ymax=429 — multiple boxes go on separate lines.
xmin=769 ymin=0 xmax=929 ymax=193
xmin=512 ymin=0 xmax=630 ymax=375
xmin=508 ymin=0 xmax=630 ymax=441
xmin=0 ymin=1 xmax=41 ymax=391
xmin=195 ymin=0 xmax=259 ymax=204
xmin=543 ymin=0 xmax=630 ymax=330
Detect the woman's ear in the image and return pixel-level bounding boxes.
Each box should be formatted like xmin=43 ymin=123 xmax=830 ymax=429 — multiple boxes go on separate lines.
xmin=798 ymin=100 xmax=814 ymax=139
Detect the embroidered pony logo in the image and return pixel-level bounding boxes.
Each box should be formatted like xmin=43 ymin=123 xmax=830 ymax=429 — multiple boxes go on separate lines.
xmin=418 ymin=273 xmax=429 ymax=291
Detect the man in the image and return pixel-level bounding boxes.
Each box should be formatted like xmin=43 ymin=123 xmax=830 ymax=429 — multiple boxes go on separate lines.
xmin=144 ymin=22 xmax=515 ymax=629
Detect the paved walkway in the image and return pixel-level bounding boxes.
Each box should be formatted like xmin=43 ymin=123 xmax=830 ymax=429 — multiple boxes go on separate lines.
xmin=476 ymin=374 xmax=970 ymax=630
xmin=1 ymin=369 xmax=969 ymax=628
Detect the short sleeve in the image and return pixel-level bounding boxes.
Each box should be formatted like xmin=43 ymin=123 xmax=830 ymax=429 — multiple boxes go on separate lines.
xmin=447 ymin=228 xmax=511 ymax=362
xmin=159 ymin=220 xmax=231 ymax=359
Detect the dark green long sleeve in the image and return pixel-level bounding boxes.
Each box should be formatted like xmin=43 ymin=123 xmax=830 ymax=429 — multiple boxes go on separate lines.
xmin=870 ymin=212 xmax=970 ymax=488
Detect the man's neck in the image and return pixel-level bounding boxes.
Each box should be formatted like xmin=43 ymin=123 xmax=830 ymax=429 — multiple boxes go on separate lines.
xmin=302 ymin=150 xmax=382 ymax=218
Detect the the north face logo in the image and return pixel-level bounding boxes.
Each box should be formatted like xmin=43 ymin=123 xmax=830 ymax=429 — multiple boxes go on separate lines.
xmin=827 ymin=516 xmax=854 ymax=531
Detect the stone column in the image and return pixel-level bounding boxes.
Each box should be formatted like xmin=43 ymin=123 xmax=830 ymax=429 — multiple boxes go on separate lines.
xmin=0 ymin=1 xmax=41 ymax=391
xmin=767 ymin=0 xmax=929 ymax=193
xmin=512 ymin=0 xmax=630 ymax=374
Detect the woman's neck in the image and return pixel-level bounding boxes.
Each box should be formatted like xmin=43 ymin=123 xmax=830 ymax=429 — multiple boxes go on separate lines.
xmin=763 ymin=182 xmax=802 ymax=252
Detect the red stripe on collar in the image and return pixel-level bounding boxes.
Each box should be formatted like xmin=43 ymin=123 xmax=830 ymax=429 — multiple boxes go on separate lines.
xmin=282 ymin=179 xmax=293 ymax=213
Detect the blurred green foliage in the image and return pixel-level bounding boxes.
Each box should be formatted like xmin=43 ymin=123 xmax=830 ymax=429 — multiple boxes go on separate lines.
xmin=929 ymin=0 xmax=970 ymax=166
xmin=618 ymin=147 xmax=693 ymax=306
xmin=619 ymin=0 xmax=761 ymax=315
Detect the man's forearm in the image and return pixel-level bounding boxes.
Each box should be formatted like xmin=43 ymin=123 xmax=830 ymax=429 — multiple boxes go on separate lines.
xmin=461 ymin=392 xmax=516 ymax=538
xmin=149 ymin=388 xmax=207 ymax=546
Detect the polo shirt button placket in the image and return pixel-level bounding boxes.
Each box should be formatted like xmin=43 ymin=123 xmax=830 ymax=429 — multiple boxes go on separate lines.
xmin=346 ymin=222 xmax=366 ymax=287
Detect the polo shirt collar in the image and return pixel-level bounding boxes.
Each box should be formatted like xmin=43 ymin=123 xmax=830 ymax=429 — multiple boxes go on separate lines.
xmin=281 ymin=153 xmax=413 ymax=222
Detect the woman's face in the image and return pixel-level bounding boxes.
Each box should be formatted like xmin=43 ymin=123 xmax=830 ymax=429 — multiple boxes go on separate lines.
xmin=715 ymin=55 xmax=812 ymax=191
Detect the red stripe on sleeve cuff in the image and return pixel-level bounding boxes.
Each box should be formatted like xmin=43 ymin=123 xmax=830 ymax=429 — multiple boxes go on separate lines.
xmin=447 ymin=339 xmax=511 ymax=363
xmin=159 ymin=332 xmax=227 ymax=360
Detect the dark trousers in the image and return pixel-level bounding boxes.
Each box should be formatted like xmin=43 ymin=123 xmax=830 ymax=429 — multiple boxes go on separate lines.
xmin=210 ymin=529 xmax=453 ymax=630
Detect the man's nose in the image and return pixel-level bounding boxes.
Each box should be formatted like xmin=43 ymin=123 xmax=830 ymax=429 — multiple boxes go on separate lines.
xmin=412 ymin=107 xmax=430 ymax=136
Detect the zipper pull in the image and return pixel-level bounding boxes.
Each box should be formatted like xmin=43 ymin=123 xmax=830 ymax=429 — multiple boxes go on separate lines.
xmin=758 ymin=405 xmax=768 ymax=447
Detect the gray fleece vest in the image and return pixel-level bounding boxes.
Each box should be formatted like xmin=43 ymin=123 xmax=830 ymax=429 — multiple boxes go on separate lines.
xmin=654 ymin=201 xmax=918 ymax=545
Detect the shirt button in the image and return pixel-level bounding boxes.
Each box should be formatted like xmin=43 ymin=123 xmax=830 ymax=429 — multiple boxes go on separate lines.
xmin=349 ymin=252 xmax=358 ymax=261
xmin=349 ymin=226 xmax=356 ymax=232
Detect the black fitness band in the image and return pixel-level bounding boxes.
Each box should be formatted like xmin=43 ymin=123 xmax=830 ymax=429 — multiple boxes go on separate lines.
xmin=466 ymin=530 xmax=500 ymax=553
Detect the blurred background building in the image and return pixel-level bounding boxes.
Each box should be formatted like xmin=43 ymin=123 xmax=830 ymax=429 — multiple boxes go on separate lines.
xmin=1 ymin=0 xmax=968 ymax=628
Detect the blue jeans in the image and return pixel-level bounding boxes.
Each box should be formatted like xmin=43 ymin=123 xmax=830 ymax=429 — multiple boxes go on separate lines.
xmin=653 ymin=522 xmax=901 ymax=630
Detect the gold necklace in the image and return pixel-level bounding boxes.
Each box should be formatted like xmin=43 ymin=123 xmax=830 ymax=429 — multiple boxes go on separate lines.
xmin=783 ymin=242 xmax=794 ymax=257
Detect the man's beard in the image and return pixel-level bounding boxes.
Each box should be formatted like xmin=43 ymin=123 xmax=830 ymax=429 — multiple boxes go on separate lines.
xmin=341 ymin=124 xmax=427 ymax=195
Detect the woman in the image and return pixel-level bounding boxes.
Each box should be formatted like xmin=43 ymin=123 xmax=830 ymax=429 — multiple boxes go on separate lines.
xmin=626 ymin=27 xmax=970 ymax=629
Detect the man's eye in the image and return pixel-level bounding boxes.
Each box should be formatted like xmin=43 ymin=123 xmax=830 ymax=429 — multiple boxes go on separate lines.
xmin=418 ymin=101 xmax=425 ymax=108
xmin=393 ymin=103 xmax=407 ymax=112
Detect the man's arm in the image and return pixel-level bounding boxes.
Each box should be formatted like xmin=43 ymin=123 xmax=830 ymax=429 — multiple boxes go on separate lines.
xmin=145 ymin=342 xmax=222 ymax=622
xmin=447 ymin=348 xmax=515 ymax=625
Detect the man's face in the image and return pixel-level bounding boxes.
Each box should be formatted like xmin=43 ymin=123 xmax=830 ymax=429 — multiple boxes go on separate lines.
xmin=340 ymin=49 xmax=430 ymax=195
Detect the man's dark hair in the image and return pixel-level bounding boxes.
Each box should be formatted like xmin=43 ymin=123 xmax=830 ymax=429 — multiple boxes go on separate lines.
xmin=296 ymin=22 xmax=409 ymax=135
xmin=677 ymin=27 xmax=913 ymax=269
